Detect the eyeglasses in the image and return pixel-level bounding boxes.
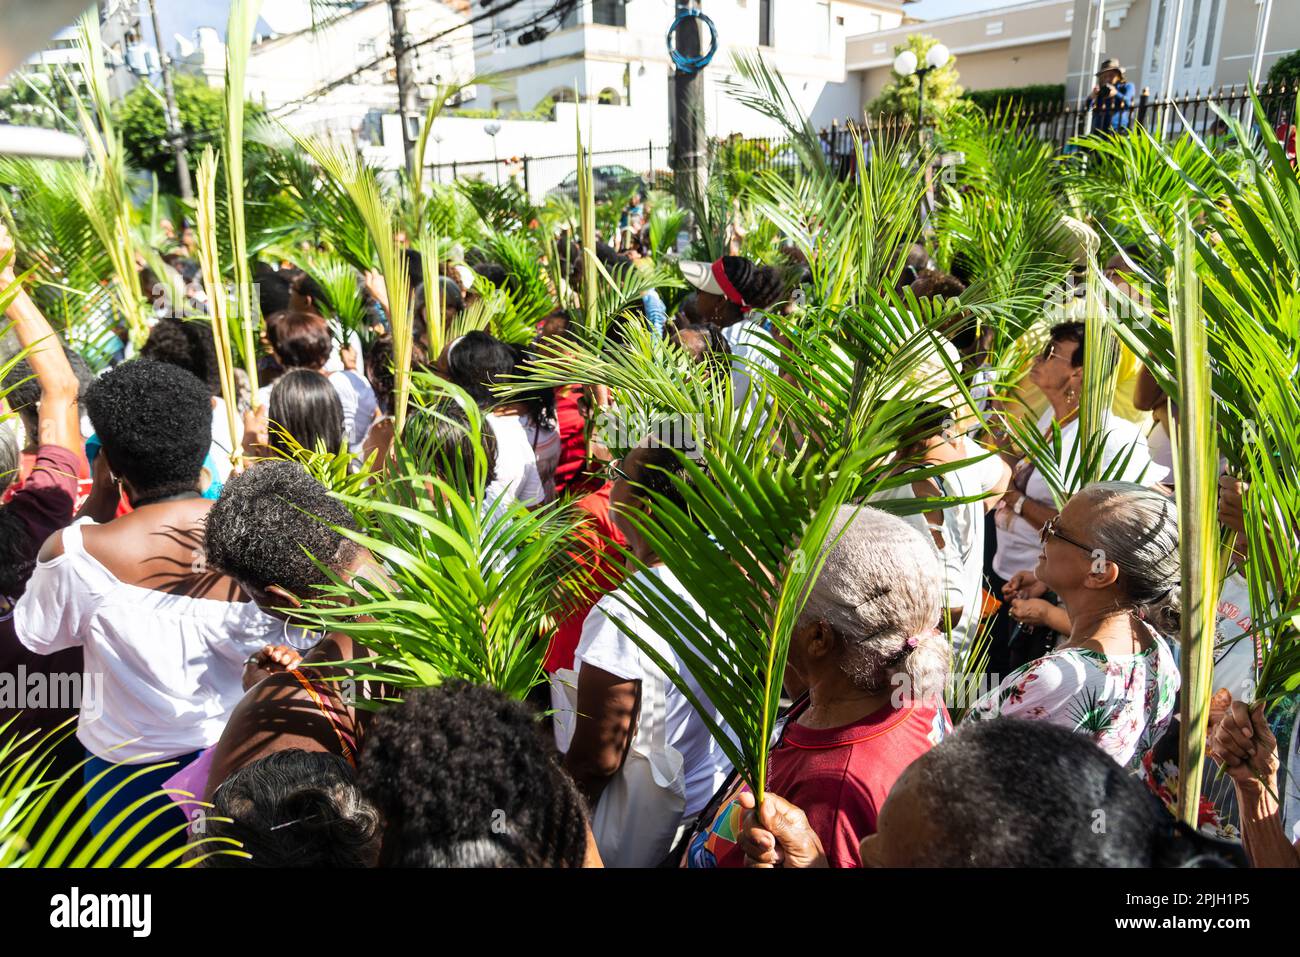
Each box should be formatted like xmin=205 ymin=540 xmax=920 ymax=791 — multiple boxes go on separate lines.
xmin=1039 ymin=516 xmax=1095 ymax=554
xmin=607 ymin=458 xmax=633 ymax=484
xmin=1038 ymin=341 xmax=1064 ymax=362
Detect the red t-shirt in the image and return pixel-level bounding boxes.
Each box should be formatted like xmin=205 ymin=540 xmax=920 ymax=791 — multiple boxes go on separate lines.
xmin=552 ymin=384 xmax=602 ymax=499
xmin=0 ymin=445 xmax=85 ymax=745
xmin=543 ymin=483 xmax=627 ymax=673
xmin=687 ymin=699 xmax=952 ymax=868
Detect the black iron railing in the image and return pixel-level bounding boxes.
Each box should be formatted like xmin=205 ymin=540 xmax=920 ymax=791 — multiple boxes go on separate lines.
xmin=421 ymin=85 xmax=1298 ymax=195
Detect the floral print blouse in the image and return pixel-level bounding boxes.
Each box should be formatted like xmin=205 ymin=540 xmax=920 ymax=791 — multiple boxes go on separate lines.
xmin=969 ymin=634 xmax=1180 ymax=772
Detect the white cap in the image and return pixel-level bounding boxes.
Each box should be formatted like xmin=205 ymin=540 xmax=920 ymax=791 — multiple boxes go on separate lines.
xmin=679 ymin=259 xmax=725 ymax=296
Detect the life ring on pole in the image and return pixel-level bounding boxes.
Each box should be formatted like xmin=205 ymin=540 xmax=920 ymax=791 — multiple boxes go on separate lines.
xmin=666 ymin=10 xmax=718 ymax=75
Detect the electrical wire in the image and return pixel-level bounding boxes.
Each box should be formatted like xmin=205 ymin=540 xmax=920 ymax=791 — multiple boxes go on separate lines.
xmin=267 ymin=0 xmax=579 ymax=118
xmin=665 ymin=9 xmax=716 ymax=76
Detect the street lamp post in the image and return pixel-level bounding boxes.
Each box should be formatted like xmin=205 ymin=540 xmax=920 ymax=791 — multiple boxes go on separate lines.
xmin=892 ymin=43 xmax=950 ymax=140
xmin=484 ymin=121 xmax=502 ymax=185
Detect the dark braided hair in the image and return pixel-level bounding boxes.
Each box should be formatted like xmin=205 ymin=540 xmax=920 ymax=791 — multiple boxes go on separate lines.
xmin=357 ymin=682 xmax=590 ymax=868
xmin=717 ymin=256 xmax=787 ymax=311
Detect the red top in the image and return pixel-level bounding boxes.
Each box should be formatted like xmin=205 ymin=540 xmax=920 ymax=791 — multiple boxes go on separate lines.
xmin=552 ymin=384 xmax=602 ymax=499
xmin=2 ymin=448 xmax=92 ymax=509
xmin=687 ymin=699 xmax=951 ymax=868
xmin=0 ymin=445 xmax=85 ymax=744
xmin=543 ymin=483 xmax=627 ymax=673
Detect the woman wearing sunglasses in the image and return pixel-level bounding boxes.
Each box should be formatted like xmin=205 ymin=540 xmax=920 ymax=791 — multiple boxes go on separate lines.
xmin=989 ymin=321 xmax=1165 ymax=679
xmin=968 ymin=481 xmax=1180 ymax=773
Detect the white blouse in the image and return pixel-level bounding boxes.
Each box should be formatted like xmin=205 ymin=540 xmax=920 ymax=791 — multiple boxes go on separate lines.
xmin=15 ymin=522 xmax=282 ymax=762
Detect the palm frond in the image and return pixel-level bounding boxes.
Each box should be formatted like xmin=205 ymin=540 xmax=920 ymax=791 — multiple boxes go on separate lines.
xmin=609 ymin=444 xmax=867 ymax=800
xmin=0 ymin=720 xmax=242 ymax=867
xmin=291 ymin=378 xmax=583 ymax=700
xmin=194 ymin=148 xmax=246 ymax=471
xmin=1169 ymin=212 xmax=1223 ymax=828
xmin=221 ymin=0 xmax=264 ymax=396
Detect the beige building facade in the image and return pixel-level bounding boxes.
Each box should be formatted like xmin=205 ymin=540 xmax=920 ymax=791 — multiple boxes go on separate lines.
xmin=847 ymin=0 xmax=1075 ymax=105
xmin=1065 ymin=0 xmax=1299 ymax=103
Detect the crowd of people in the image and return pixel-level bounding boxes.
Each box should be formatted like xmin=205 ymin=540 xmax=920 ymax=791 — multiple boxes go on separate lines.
xmin=1 ymin=175 xmax=1296 ymax=872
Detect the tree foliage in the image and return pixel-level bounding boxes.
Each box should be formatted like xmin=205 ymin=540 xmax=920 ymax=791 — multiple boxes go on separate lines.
xmin=115 ymin=74 xmax=264 ymax=192
xmin=866 ymin=33 xmax=965 ymax=122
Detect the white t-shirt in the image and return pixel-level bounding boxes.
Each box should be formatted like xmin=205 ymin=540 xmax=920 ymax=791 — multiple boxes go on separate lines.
xmin=992 ymin=409 xmax=1169 ymax=581
xmin=14 ymin=522 xmax=281 ymax=762
xmin=209 ymin=397 xmax=237 ymax=483
xmin=485 ymin=414 xmax=544 ymax=510
xmin=570 ymin=565 xmax=734 ymax=817
xmin=329 ymin=369 xmax=379 ymax=456
xmin=722 ymin=318 xmax=778 ymax=426
xmin=523 ymin=415 xmax=560 ymax=504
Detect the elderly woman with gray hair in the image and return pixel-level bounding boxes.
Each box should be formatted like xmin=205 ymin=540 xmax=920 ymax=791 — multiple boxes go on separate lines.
xmin=969 ymin=481 xmax=1181 ymax=772
xmin=683 ymin=505 xmax=952 ymax=868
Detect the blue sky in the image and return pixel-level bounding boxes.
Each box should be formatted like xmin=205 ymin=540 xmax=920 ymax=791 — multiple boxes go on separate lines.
xmin=907 ymin=0 xmax=1022 ymax=19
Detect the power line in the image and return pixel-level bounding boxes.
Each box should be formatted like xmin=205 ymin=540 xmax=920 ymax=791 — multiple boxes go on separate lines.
xmin=268 ymin=0 xmax=577 ymax=118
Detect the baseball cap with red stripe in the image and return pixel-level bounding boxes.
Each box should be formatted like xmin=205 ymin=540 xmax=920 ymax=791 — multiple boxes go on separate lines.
xmin=680 ymin=258 xmax=751 ymax=313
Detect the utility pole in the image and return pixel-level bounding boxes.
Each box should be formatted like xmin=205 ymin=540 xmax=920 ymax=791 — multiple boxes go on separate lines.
xmin=147 ymin=0 xmax=192 ymax=200
xmin=670 ymin=1 xmax=705 ymax=207
xmin=388 ymin=0 xmax=419 ymax=176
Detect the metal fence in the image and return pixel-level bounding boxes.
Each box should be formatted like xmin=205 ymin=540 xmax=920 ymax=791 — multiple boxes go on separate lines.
xmin=422 ymin=85 xmax=1298 ymax=198
xmin=428 ymin=144 xmax=673 ymax=202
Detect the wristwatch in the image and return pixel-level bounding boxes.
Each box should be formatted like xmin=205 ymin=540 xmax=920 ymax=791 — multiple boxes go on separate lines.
xmin=1012 ymin=494 xmax=1026 ymax=516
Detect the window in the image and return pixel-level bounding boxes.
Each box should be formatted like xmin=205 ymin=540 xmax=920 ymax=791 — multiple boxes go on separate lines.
xmin=759 ymin=0 xmax=773 ymax=47
xmin=1202 ymin=0 xmax=1221 ymax=67
xmin=1148 ymin=0 xmax=1168 ymax=76
xmin=561 ymin=1 xmax=579 ymax=28
xmin=592 ymin=0 xmax=626 ymax=27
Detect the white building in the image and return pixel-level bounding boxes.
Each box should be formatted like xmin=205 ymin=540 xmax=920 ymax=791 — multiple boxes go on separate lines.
xmin=469 ymin=0 xmax=914 ymax=140
xmin=175 ymin=0 xmax=475 ymax=143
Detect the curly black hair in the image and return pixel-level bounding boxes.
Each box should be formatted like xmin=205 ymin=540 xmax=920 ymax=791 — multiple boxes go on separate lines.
xmin=357 ymin=682 xmax=590 ymax=868
xmin=201 ymin=749 xmax=381 ymax=868
xmin=0 ymin=507 xmax=38 ymax=598
xmin=203 ymin=459 xmax=360 ymax=599
xmin=84 ymin=359 xmax=211 ymax=500
xmin=140 ymin=316 xmax=222 ymax=395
